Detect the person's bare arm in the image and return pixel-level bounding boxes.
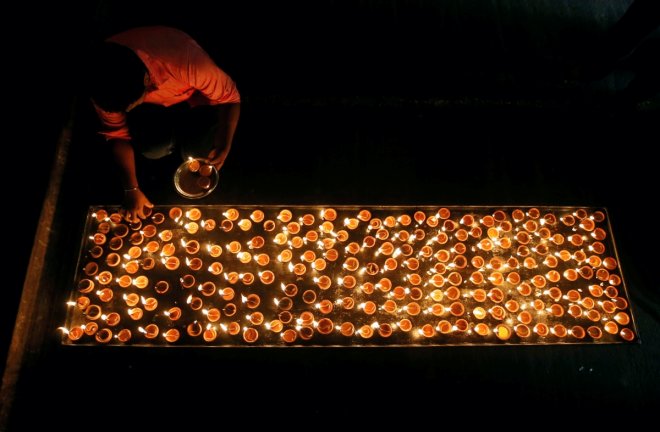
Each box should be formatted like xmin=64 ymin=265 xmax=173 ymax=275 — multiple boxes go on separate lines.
xmin=111 ymin=138 xmax=153 ymax=222
xmin=207 ymin=102 xmax=240 ymax=169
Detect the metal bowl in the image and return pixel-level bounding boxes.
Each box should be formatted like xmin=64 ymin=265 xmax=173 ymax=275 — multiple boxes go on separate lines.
xmin=173 ymin=158 xmax=219 ymax=199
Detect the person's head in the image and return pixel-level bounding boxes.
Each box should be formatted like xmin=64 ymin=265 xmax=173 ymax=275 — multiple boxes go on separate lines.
xmin=88 ymin=41 xmax=147 ymax=113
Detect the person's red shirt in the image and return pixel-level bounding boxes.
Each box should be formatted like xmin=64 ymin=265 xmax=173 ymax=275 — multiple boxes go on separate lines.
xmin=94 ymin=26 xmax=240 ymax=141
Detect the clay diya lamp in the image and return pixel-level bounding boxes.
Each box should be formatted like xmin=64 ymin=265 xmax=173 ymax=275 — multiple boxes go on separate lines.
xmin=357 ymin=325 xmax=373 ymax=339
xmin=341 ymin=297 xmax=355 ymax=310
xmin=84 ymin=304 xmax=102 ymax=320
xmin=552 ymin=324 xmax=567 ymax=338
xmin=227 ymin=322 xmax=241 ymax=335
xmin=222 ymin=302 xmax=237 ymax=317
xmin=365 ymin=234 xmax=380 ymax=249
xmin=362 ymin=301 xmax=377 ymax=315
xmin=430 ymin=304 xmax=445 ymax=317
xmin=473 ymin=307 xmax=487 ymax=320
xmin=165 ymin=307 xmax=182 ymax=321
xmin=143 ymin=324 xmax=159 ymax=339
xmin=365 ymin=262 xmax=379 ymax=275
xmin=278 ymin=249 xmax=293 ymax=263
xmin=238 ymin=219 xmax=252 ymax=231
xmin=83 ymin=262 xmax=99 ymax=277
xmin=312 ymin=258 xmax=326 ymax=271
xmin=398 ymin=319 xmax=413 ymax=332
xmin=78 ymin=279 xmax=95 ymax=294
xmin=317 ymin=318 xmax=334 ymax=335
xmin=249 ymin=312 xmax=264 ymax=326
xmin=129 ymin=232 xmax=144 ymax=245
xmin=429 ymin=289 xmax=444 ymax=302
xmin=409 ymin=287 xmax=423 ymax=301
xmin=187 ymin=321 xmax=203 ymax=337
xmin=203 ymin=327 xmax=218 ymax=342
xmin=403 ymin=302 xmax=419 ymax=316
xmin=65 ymin=326 xmax=84 ymax=342
xmin=318 ymin=299 xmax=333 ymax=314
xmin=278 ymin=311 xmax=293 ymax=324
xmin=164 ymin=256 xmax=180 ymax=270
xmin=245 ymin=294 xmax=260 ymax=309
xmin=164 ymin=328 xmax=180 ymax=343
xmin=221 ymin=219 xmax=234 ymax=232
xmin=474 ymin=323 xmax=490 ymax=336
xmin=83 ymin=322 xmax=99 ymax=336
xmin=472 ymin=289 xmax=487 ymax=302
xmin=515 ymin=324 xmax=531 ymax=338
xmin=282 ymin=329 xmax=298 ymax=343
xmin=435 ymin=320 xmax=451 ymax=334
xmin=148 ymin=212 xmax=164 ymax=224
xmin=180 ymin=274 xmax=196 ymax=289
xmin=581 ymin=297 xmax=595 ymax=310
xmin=341 ymin=275 xmax=356 ymax=289
xmin=445 ymin=272 xmax=462 ymax=287
xmin=104 ymin=253 xmax=120 ymax=268
xmin=445 ymin=286 xmax=461 ymax=301
xmin=89 ymin=245 xmax=104 ymax=258
xmin=570 ymin=326 xmax=586 ymax=339
xmin=202 ymin=219 xmax=216 ymax=231
xmin=105 ymin=312 xmax=121 ymax=327
xmin=128 ymin=307 xmax=144 ymax=320
xmin=587 ymin=326 xmax=602 ymax=339
xmin=189 ymin=296 xmax=203 ymax=311
xmin=619 ymin=328 xmax=635 ymax=342
xmin=124 ymin=293 xmax=139 ymax=307
xmin=517 ymin=282 xmax=532 ymax=296
xmin=449 ymin=302 xmax=465 ymax=317
xmin=241 ymin=273 xmax=255 ymax=285
xmin=286 ymin=222 xmax=300 ymax=234
xmin=225 ymin=272 xmax=239 ymax=284
xmin=293 ymin=263 xmax=307 ymax=276
xmin=95 ymin=328 xmax=113 ymax=343
xmin=420 ymin=324 xmax=435 ymax=338
xmin=494 ymin=324 xmax=512 ymax=341
xmin=117 ymin=328 xmax=132 ymax=343
xmin=376 ymin=278 xmax=392 ymax=292
xmin=298 ymin=326 xmax=314 ymax=341
xmin=76 ymin=296 xmax=91 ymax=310
xmin=301 ymin=213 xmax=315 ymax=225
xmin=208 ymin=244 xmax=223 ymax=257
xmin=517 ymin=310 xmax=532 ymax=324
xmin=259 ymin=270 xmax=275 ymax=284
xmin=249 ymin=209 xmax=264 ymax=223
xmin=533 ymin=323 xmax=549 ymax=337
xmin=142 ymin=257 xmax=155 ymax=271
xmin=305 ymin=230 xmax=319 ymax=242
xmin=549 ymin=303 xmax=564 ymax=317
xmin=614 ymin=312 xmax=630 ymax=325
xmin=268 ymin=320 xmax=283 ymax=333
xmin=221 ymin=288 xmax=235 ymax=301
xmin=134 ymin=276 xmax=149 ymax=289
xmin=505 ymin=300 xmax=520 ymax=313
xmin=208 ymin=262 xmax=223 ymax=276
xmin=93 ymin=209 xmax=109 ymax=222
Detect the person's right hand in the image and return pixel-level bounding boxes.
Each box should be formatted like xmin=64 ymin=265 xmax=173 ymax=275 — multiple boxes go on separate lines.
xmin=121 ymin=188 xmax=154 ymax=222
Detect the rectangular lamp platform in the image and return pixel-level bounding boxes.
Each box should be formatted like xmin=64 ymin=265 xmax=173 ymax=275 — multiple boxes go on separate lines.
xmin=61 ymin=206 xmax=636 ymax=346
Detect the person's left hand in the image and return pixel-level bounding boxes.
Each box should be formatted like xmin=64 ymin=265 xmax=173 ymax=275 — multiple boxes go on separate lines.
xmin=206 ymin=147 xmax=226 ymax=170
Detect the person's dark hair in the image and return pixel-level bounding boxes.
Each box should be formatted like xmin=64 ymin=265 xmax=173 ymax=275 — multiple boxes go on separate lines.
xmin=88 ymin=41 xmax=147 ymax=112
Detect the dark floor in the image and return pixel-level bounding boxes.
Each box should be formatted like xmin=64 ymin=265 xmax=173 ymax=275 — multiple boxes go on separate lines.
xmin=3 ymin=0 xmax=660 ymax=427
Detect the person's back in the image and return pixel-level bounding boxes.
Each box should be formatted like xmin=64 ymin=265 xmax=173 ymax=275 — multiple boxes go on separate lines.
xmin=88 ymin=26 xmax=241 ymax=222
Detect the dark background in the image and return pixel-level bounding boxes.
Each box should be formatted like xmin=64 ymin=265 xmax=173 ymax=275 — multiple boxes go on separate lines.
xmin=3 ymin=0 xmax=659 ymax=427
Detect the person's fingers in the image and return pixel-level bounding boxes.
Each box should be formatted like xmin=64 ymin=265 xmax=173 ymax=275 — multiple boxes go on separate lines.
xmin=145 ymin=200 xmax=154 ymax=208
xmin=137 ymin=208 xmax=147 ymax=220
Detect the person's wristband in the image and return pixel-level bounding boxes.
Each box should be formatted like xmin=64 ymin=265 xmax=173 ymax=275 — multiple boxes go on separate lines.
xmin=124 ymin=186 xmax=139 ymax=193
